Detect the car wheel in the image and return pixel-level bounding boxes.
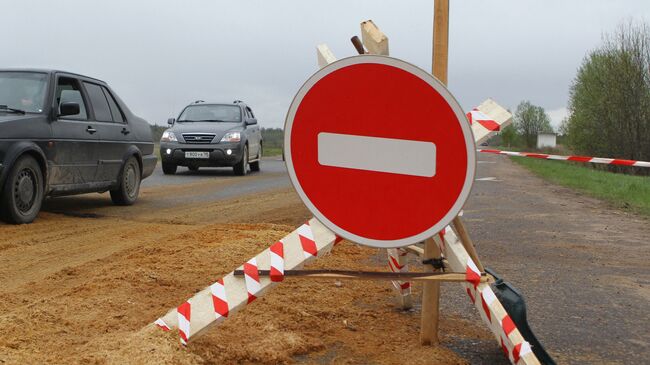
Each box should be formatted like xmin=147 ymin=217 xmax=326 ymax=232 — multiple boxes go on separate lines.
xmin=162 ymin=162 xmax=177 ymax=175
xmin=0 ymin=155 xmax=44 ymax=224
xmin=250 ymin=145 xmax=261 ymax=172
xmin=188 ymin=166 xmax=199 ymax=172
xmin=110 ymin=157 xmax=141 ymax=206
xmin=233 ymin=145 xmax=248 ymax=176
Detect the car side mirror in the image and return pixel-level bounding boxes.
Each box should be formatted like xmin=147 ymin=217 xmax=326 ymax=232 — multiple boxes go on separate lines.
xmin=167 ymin=118 xmax=175 ymax=126
xmin=59 ymin=102 xmax=80 ymax=117
xmin=246 ymin=118 xmax=257 ymax=126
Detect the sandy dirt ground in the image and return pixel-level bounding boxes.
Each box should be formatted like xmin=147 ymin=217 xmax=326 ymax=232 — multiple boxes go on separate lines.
xmin=1 ymin=156 xmax=649 ymax=364
xmin=0 ymin=186 xmax=488 ymax=365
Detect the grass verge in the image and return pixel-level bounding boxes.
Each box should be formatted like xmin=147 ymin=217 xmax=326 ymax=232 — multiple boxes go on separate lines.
xmin=264 ymin=146 xmax=283 ymax=157
xmin=511 ymin=156 xmax=650 ymax=217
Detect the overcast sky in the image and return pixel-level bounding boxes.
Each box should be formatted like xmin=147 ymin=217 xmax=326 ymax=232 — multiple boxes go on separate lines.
xmin=3 ymin=0 xmax=649 ymax=129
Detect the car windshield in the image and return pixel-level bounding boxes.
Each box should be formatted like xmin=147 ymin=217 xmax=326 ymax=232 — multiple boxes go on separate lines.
xmin=177 ymin=104 xmax=241 ymax=123
xmin=0 ymin=72 xmax=48 ymax=113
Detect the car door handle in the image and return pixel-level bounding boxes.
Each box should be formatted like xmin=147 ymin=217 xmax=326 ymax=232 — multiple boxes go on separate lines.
xmin=121 ymin=128 xmax=130 ymax=135
xmin=86 ymin=126 xmax=97 ymax=134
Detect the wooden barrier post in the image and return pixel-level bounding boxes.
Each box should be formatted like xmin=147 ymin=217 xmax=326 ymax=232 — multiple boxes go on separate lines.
xmin=420 ymin=0 xmax=450 ymax=345
xmin=359 ymin=20 xmax=413 ymax=311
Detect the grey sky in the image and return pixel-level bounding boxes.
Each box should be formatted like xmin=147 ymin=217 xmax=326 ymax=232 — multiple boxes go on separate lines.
xmin=3 ymin=0 xmax=649 ymax=129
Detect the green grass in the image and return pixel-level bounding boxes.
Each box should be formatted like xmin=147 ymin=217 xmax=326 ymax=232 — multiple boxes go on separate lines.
xmin=263 ymin=146 xmax=282 ymax=157
xmin=511 ymin=156 xmax=650 ymax=217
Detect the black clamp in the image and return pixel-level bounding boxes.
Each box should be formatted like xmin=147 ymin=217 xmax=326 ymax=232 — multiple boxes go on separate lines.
xmin=422 ymin=257 xmax=446 ymax=271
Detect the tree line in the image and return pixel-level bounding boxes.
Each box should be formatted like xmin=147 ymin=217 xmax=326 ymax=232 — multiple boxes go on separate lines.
xmin=501 ymin=20 xmax=649 ymax=175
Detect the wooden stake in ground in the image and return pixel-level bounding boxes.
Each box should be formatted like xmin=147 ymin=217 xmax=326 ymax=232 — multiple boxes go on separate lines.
xmin=420 ymin=0 xmax=450 ymax=346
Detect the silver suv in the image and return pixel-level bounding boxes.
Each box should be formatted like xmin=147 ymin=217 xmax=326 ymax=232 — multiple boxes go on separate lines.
xmin=160 ymin=100 xmax=262 ymax=176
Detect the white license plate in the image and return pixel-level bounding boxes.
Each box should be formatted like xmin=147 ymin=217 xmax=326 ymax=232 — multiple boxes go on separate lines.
xmin=185 ymin=151 xmax=210 ymax=159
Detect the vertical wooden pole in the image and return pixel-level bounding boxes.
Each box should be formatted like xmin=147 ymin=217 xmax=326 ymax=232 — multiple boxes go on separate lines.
xmin=432 ymin=0 xmax=449 ymax=85
xmin=420 ymin=237 xmax=442 ymax=345
xmin=420 ymin=0 xmax=449 ymax=346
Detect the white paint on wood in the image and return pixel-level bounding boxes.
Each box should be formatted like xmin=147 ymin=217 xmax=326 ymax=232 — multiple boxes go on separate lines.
xmin=317 ymin=44 xmax=337 ymax=68
xmin=156 ymin=218 xmax=337 ymax=342
xmin=472 ymin=99 xmax=513 ymax=145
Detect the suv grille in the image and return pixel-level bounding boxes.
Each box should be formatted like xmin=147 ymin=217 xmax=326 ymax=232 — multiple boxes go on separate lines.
xmin=182 ymin=133 xmax=216 ymax=144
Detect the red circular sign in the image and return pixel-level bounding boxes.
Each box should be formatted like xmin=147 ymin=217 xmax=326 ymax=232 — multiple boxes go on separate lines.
xmin=284 ymin=56 xmax=475 ymax=248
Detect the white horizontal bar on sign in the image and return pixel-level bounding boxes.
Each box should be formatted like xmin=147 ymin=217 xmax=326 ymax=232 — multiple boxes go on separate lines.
xmin=317 ymin=132 xmax=436 ymax=177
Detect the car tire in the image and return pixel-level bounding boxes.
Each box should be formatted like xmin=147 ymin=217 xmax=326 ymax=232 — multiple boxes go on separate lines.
xmin=250 ymin=145 xmax=261 ymax=172
xmin=110 ymin=157 xmax=141 ymax=206
xmin=233 ymin=145 xmax=248 ymax=176
xmin=162 ymin=162 xmax=177 ymax=175
xmin=0 ymin=155 xmax=44 ymax=224
xmin=188 ymin=166 xmax=199 ymax=172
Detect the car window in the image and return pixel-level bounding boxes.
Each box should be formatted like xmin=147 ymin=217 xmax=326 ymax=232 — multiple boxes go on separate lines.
xmin=84 ymin=82 xmax=113 ymax=122
xmin=0 ymin=71 xmax=48 ymax=113
xmin=56 ymin=77 xmax=88 ymax=120
xmin=177 ymin=104 xmax=241 ymax=123
xmin=246 ymin=107 xmax=255 ymax=119
xmin=102 ymin=87 xmax=125 ymax=123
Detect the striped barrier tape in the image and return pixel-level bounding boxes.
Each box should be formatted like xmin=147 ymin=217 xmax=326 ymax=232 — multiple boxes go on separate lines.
xmin=479 ymin=149 xmax=650 ymax=168
xmin=153 ymin=218 xmax=339 ymax=345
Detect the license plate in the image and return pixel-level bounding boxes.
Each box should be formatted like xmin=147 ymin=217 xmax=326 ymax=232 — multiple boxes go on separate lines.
xmin=185 ymin=151 xmax=210 ymax=159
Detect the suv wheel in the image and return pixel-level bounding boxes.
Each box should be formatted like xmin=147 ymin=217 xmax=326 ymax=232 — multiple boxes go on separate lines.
xmin=250 ymin=145 xmax=261 ymax=172
xmin=110 ymin=157 xmax=141 ymax=206
xmin=162 ymin=162 xmax=177 ymax=175
xmin=1 ymin=155 xmax=44 ymax=224
xmin=233 ymin=145 xmax=248 ymax=176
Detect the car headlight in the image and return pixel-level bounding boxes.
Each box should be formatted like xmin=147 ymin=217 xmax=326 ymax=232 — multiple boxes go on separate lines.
xmin=220 ymin=132 xmax=241 ymax=143
xmin=161 ymin=130 xmax=177 ymax=142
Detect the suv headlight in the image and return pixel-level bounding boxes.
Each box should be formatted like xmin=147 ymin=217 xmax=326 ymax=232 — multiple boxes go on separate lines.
xmin=161 ymin=130 xmax=177 ymax=142
xmin=220 ymin=132 xmax=241 ymax=143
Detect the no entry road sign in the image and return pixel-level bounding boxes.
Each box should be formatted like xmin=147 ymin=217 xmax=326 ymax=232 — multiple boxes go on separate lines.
xmin=284 ymin=56 xmax=475 ymax=248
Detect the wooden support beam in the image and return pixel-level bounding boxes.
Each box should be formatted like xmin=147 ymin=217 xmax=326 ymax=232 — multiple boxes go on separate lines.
xmin=360 ymin=20 xmax=389 ymax=55
xmin=451 ymin=217 xmax=484 ymax=272
xmin=420 ymin=237 xmax=442 ymax=345
xmin=405 ymin=244 xmax=424 ymax=256
xmin=316 ymin=44 xmax=337 ymax=68
xmin=432 ymin=0 xmax=449 ymax=85
xmin=421 ymin=0 xmax=450 ymax=346
xmin=233 ymin=269 xmax=488 ymax=283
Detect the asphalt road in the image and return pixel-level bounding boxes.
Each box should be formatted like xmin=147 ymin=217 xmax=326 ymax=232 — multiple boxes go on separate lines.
xmin=444 ymin=153 xmax=650 ymax=365
xmin=142 ymin=156 xmax=288 ymax=188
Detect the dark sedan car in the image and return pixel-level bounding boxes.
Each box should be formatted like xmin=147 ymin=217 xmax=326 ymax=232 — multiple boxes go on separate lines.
xmin=0 ymin=69 xmax=157 ymax=224
xmin=159 ymin=100 xmax=262 ymax=176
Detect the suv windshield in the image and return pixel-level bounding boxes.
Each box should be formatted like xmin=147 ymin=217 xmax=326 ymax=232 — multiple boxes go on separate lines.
xmin=0 ymin=72 xmax=48 ymax=113
xmin=178 ymin=104 xmax=241 ymax=123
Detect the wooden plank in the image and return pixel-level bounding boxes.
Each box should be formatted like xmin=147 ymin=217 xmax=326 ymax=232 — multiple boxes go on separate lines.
xmin=405 ymin=244 xmax=424 ymax=256
xmin=471 ymin=98 xmax=513 ymax=145
xmin=317 ymin=44 xmax=337 ymax=68
xmin=154 ymin=218 xmax=338 ymax=343
xmin=436 ymin=228 xmax=541 ymax=364
xmin=232 ymin=269 xmax=488 ymax=283
xmin=451 ymin=217 xmax=484 ymax=272
xmin=360 ymin=20 xmax=389 ymax=55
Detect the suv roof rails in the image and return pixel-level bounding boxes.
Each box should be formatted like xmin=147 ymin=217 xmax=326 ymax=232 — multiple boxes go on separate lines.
xmin=233 ymin=100 xmax=244 ymax=104
xmin=193 ymin=100 xmax=205 ymax=104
